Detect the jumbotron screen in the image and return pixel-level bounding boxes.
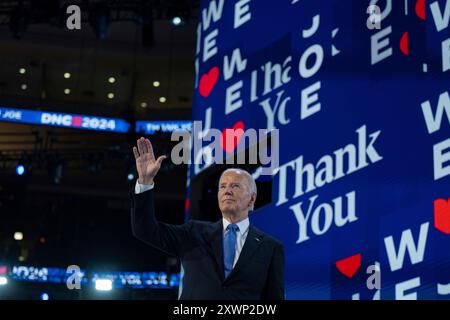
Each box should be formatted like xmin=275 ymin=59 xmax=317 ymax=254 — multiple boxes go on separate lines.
xmin=189 ymin=0 xmax=450 ymax=299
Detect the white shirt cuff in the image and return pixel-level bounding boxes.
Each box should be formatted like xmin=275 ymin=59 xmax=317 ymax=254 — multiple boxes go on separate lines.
xmin=135 ymin=181 xmax=154 ymax=194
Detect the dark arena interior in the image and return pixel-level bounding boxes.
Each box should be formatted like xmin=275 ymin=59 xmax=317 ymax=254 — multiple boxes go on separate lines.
xmin=0 ymin=0 xmax=199 ymax=300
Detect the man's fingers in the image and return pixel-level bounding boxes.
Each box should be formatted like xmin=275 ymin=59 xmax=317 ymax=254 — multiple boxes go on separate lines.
xmin=142 ymin=137 xmax=149 ymax=154
xmin=145 ymin=139 xmax=155 ymax=161
xmin=137 ymin=137 xmax=163 ymax=165
xmin=132 ymin=146 xmax=140 ymax=160
xmin=156 ymin=155 xmax=167 ymax=166
xmin=137 ymin=138 xmax=145 ymax=155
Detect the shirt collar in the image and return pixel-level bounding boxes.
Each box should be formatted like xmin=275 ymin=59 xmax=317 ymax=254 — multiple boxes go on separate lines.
xmin=222 ymin=216 xmax=249 ymax=234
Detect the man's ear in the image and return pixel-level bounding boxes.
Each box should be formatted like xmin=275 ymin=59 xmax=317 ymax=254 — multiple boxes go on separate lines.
xmin=249 ymin=193 xmax=256 ymax=208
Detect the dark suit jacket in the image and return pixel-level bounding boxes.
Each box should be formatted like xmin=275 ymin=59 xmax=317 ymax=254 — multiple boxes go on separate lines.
xmin=131 ymin=189 xmax=285 ymax=300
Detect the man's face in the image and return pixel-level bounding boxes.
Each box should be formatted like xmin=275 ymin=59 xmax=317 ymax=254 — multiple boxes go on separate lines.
xmin=217 ymin=171 xmax=254 ymax=217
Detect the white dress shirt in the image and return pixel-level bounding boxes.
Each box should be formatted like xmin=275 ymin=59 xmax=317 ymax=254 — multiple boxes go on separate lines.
xmin=222 ymin=217 xmax=250 ymax=268
xmin=135 ymin=181 xmax=250 ymax=268
xmin=135 ymin=181 xmax=154 ymax=194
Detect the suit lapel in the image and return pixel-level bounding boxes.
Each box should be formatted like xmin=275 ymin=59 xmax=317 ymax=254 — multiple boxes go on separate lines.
xmin=209 ymin=220 xmax=225 ymax=282
xmin=223 ymin=224 xmax=264 ymax=282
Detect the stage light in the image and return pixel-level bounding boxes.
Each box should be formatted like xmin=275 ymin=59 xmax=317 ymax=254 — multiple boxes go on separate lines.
xmin=64 ymin=72 xmax=71 ymax=79
xmin=16 ymin=164 xmax=25 ymax=176
xmin=153 ymin=81 xmax=160 ymax=87
xmin=0 ymin=277 xmax=7 ymax=286
xmin=108 ymin=77 xmax=116 ymax=84
xmin=64 ymin=88 xmax=71 ymax=95
xmin=140 ymin=102 xmax=147 ymax=108
xmin=14 ymin=232 xmax=23 ymax=241
xmin=168 ymin=3 xmax=189 ymax=27
xmin=21 ymin=84 xmax=27 ymax=90
xmin=40 ymin=293 xmax=49 ymax=300
xmin=19 ymin=68 xmax=26 ymax=74
xmin=159 ymin=96 xmax=166 ymax=103
xmin=127 ymin=173 xmax=135 ymax=181
xmin=95 ymin=279 xmax=112 ymax=291
xmin=107 ymin=93 xmax=114 ymax=99
xmin=172 ymin=16 xmax=182 ymax=26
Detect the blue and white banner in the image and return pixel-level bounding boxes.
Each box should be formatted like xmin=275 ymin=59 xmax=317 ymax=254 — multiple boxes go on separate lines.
xmin=2 ymin=264 xmax=180 ymax=289
xmin=0 ymin=106 xmax=130 ymax=133
xmin=136 ymin=120 xmax=192 ymax=134
xmin=0 ymin=107 xmax=193 ymax=135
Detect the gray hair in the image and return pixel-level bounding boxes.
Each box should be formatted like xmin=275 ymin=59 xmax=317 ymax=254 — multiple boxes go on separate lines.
xmin=219 ymin=168 xmax=257 ymax=210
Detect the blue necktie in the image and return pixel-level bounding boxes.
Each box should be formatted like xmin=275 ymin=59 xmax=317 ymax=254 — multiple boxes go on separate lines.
xmin=223 ymin=224 xmax=239 ymax=278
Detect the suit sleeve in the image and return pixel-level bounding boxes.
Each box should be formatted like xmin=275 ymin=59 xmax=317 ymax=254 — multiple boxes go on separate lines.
xmin=131 ymin=188 xmax=190 ymax=257
xmin=261 ymin=243 xmax=285 ymax=300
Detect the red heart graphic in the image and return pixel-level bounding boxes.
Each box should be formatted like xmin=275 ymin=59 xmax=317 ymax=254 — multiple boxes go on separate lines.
xmin=434 ymin=198 xmax=450 ymax=234
xmin=220 ymin=121 xmax=245 ymax=153
xmin=0 ymin=266 xmax=6 ymax=275
xmin=199 ymin=66 xmax=219 ymax=98
xmin=400 ymin=32 xmax=409 ymax=56
xmin=336 ymin=253 xmax=362 ymax=278
xmin=415 ymin=0 xmax=426 ymax=20
xmin=72 ymin=116 xmax=82 ymax=127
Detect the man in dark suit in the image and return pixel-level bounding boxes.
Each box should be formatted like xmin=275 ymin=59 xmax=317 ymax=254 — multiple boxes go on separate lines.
xmin=131 ymin=137 xmax=285 ymax=300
